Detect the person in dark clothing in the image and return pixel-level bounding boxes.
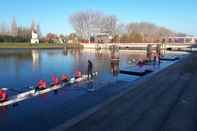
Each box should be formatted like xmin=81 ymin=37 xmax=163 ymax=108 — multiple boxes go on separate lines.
xmin=88 ymin=60 xmax=93 ymax=80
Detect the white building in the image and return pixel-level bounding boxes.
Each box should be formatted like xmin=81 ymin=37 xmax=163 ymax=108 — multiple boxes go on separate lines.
xmin=30 ymin=20 xmax=39 ymax=44
xmin=31 ymin=30 xmax=39 ymax=44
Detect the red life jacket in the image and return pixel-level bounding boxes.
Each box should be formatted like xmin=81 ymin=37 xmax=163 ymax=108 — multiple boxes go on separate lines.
xmin=75 ymin=70 xmax=82 ymax=78
xmin=38 ymin=80 xmax=47 ymax=90
xmin=0 ymin=90 xmax=8 ymax=102
xmin=52 ymin=75 xmax=60 ymax=85
xmin=61 ymin=74 xmax=69 ymax=82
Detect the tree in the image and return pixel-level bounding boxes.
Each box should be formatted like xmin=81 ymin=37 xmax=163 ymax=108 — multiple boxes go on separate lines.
xmin=120 ymin=34 xmax=128 ymax=43
xmin=129 ymin=32 xmax=144 ymax=43
xmin=0 ymin=22 xmax=9 ymax=35
xmin=17 ymin=26 xmax=31 ymax=41
xmin=31 ymin=19 xmax=36 ymax=31
xmin=126 ymin=22 xmax=174 ymax=42
xmin=70 ymin=10 xmax=117 ymax=40
xmin=36 ymin=24 xmax=42 ymax=38
xmin=116 ymin=24 xmax=127 ymax=35
xmin=101 ymin=16 xmax=117 ymax=35
xmin=46 ymin=33 xmax=58 ymax=43
xmin=11 ymin=16 xmax=18 ymax=36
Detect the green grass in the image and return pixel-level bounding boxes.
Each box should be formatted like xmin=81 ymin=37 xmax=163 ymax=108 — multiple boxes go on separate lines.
xmin=0 ymin=43 xmax=65 ymax=49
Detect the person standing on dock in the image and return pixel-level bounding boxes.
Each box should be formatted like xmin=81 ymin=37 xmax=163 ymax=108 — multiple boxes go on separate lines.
xmin=88 ymin=60 xmax=93 ymax=80
xmin=156 ymin=44 xmax=161 ymax=64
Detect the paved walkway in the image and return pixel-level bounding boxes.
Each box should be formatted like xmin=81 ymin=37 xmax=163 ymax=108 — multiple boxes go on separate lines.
xmin=64 ymin=53 xmax=197 ymax=131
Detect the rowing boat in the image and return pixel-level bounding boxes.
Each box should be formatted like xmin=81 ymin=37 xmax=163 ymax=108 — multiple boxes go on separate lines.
xmin=0 ymin=72 xmax=98 ymax=107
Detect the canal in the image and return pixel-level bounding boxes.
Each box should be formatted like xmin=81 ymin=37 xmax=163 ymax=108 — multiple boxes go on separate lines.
xmin=0 ymin=49 xmax=187 ymax=131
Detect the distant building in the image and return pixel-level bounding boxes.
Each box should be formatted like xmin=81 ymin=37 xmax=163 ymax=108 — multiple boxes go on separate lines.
xmin=31 ymin=20 xmax=39 ymax=44
xmin=94 ymin=33 xmax=112 ymax=43
xmin=31 ymin=30 xmax=39 ymax=44
xmin=167 ymin=36 xmax=197 ymax=44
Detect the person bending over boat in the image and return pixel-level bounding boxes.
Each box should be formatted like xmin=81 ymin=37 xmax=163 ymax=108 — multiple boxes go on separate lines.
xmin=61 ymin=74 xmax=70 ymax=83
xmin=51 ymin=75 xmax=60 ymax=86
xmin=88 ymin=60 xmax=93 ymax=80
xmin=75 ymin=70 xmax=82 ymax=79
xmin=137 ymin=59 xmax=145 ymax=67
xmin=34 ymin=80 xmax=47 ymax=93
xmin=0 ymin=89 xmax=8 ymax=102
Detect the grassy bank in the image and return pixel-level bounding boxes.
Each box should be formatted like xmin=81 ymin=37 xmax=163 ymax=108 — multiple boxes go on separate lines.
xmin=0 ymin=43 xmax=65 ymax=49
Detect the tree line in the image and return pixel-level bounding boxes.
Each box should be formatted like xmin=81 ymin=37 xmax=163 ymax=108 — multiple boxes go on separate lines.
xmin=0 ymin=17 xmax=66 ymax=43
xmin=70 ymin=10 xmax=176 ymax=43
xmin=0 ymin=17 xmax=41 ymax=43
xmin=0 ymin=11 xmax=182 ymax=44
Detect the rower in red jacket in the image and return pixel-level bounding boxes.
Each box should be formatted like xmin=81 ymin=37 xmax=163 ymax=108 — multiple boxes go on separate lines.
xmin=61 ymin=74 xmax=70 ymax=82
xmin=0 ymin=89 xmax=8 ymax=102
xmin=34 ymin=80 xmax=47 ymax=93
xmin=75 ymin=70 xmax=82 ymax=79
xmin=52 ymin=75 xmax=60 ymax=86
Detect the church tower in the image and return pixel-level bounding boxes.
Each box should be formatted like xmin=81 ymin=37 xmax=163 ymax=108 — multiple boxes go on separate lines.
xmin=31 ymin=19 xmax=39 ymax=44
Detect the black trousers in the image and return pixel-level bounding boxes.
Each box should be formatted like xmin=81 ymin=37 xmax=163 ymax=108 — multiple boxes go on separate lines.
xmin=88 ymin=69 xmax=93 ymax=79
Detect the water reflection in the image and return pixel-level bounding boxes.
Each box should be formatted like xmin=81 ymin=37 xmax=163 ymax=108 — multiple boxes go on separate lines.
xmin=32 ymin=50 xmax=40 ymax=70
xmin=111 ymin=60 xmax=119 ymax=76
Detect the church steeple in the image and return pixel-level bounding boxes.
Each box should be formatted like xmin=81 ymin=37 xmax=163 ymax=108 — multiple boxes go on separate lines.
xmin=31 ymin=19 xmax=37 ymax=33
xmin=31 ymin=19 xmax=39 ymax=44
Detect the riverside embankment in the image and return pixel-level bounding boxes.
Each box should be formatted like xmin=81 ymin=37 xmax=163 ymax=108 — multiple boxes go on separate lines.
xmin=59 ymin=53 xmax=197 ymax=131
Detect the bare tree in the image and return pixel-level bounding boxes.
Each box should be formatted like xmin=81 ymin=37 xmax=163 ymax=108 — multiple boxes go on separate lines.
xmin=17 ymin=26 xmax=31 ymax=39
xmin=126 ymin=22 xmax=174 ymax=42
xmin=36 ymin=24 xmax=42 ymax=38
xmin=101 ymin=16 xmax=117 ymax=35
xmin=0 ymin=22 xmax=9 ymax=35
xmin=70 ymin=10 xmax=117 ymax=40
xmin=0 ymin=22 xmax=2 ymax=35
xmin=116 ymin=24 xmax=127 ymax=35
xmin=11 ymin=16 xmax=18 ymax=36
xmin=31 ymin=19 xmax=36 ymax=31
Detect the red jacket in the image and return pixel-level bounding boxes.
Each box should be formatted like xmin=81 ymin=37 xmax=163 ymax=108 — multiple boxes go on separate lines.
xmin=61 ymin=74 xmax=69 ymax=81
xmin=38 ymin=80 xmax=47 ymax=90
xmin=75 ymin=70 xmax=82 ymax=78
xmin=0 ymin=90 xmax=8 ymax=102
xmin=52 ymin=76 xmax=60 ymax=85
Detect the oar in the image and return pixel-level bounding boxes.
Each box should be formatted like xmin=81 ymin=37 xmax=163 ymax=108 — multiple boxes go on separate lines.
xmin=8 ymin=88 xmax=22 ymax=93
xmin=8 ymin=86 xmax=35 ymax=93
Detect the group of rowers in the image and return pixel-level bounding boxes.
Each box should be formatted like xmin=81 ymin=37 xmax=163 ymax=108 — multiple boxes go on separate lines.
xmin=137 ymin=53 xmax=161 ymax=67
xmin=0 ymin=60 xmax=94 ymax=103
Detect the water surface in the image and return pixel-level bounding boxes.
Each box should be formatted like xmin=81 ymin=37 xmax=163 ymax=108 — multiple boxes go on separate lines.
xmin=0 ymin=49 xmax=187 ymax=131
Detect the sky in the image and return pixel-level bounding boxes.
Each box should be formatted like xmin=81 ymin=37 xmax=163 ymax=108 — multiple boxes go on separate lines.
xmin=0 ymin=0 xmax=196 ymax=35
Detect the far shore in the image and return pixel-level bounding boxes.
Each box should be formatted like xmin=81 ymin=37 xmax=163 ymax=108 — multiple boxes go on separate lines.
xmin=0 ymin=42 xmax=194 ymax=51
xmin=0 ymin=43 xmax=65 ymax=49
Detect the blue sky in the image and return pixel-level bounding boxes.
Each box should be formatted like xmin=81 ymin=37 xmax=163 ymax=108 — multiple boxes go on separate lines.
xmin=0 ymin=0 xmax=196 ymax=35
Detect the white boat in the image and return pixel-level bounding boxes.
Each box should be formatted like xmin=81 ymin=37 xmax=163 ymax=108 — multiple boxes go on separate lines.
xmin=0 ymin=72 xmax=98 ymax=107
